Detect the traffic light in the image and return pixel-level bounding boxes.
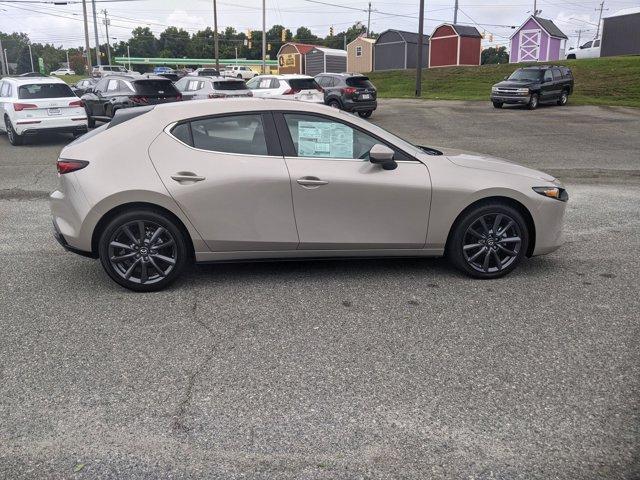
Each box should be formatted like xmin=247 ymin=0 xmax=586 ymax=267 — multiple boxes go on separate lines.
xmin=489 ymin=34 xmax=494 ymax=42
xmin=281 ymin=29 xmax=286 ymax=42
xmin=268 ymin=43 xmax=272 ymax=50
xmin=329 ymin=26 xmax=334 ymax=36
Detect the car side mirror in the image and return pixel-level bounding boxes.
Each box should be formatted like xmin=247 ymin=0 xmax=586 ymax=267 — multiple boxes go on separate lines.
xmin=369 ymin=144 xmax=397 ymax=170
xmin=85 ymin=87 xmax=94 ymax=93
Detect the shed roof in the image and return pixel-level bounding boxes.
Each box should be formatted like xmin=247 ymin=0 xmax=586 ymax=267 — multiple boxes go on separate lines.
xmin=279 ymin=43 xmax=318 ymax=55
xmin=312 ymin=47 xmax=347 ymax=56
xmin=377 ymin=29 xmax=430 ymax=45
xmin=450 ymin=24 xmax=482 ymax=38
xmin=533 ymin=16 xmax=568 ymax=39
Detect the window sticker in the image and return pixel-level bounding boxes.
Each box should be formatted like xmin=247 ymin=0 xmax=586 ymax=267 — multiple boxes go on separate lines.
xmin=259 ymin=79 xmax=272 ymax=89
xmin=297 ymin=121 xmax=353 ymax=158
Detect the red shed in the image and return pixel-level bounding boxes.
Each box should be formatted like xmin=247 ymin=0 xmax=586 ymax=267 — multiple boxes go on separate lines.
xmin=428 ymin=24 xmax=482 ymax=68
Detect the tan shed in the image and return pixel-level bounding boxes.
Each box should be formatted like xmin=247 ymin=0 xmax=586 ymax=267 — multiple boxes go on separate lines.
xmin=276 ymin=43 xmax=317 ymax=74
xmin=347 ymin=37 xmax=375 ymax=73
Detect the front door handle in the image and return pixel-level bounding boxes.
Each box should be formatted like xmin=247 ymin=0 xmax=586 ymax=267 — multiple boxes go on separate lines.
xmin=297 ymin=176 xmax=328 ymax=187
xmin=171 ymin=172 xmax=206 ymax=183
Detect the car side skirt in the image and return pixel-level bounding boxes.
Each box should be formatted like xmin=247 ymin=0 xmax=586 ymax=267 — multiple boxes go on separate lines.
xmin=195 ymin=248 xmax=445 ymax=263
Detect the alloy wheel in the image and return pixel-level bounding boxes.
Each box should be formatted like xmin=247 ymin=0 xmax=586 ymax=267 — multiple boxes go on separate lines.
xmin=6 ymin=119 xmax=14 ymax=143
xmin=108 ymin=220 xmax=178 ymax=285
xmin=462 ymin=213 xmax=522 ymax=273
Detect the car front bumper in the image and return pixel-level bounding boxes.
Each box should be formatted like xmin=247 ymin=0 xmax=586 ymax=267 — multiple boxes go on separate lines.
xmin=490 ymin=94 xmax=530 ymax=105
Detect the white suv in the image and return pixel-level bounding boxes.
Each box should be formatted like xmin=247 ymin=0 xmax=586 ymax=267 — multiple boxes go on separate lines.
xmin=50 ymin=67 xmax=76 ymax=76
xmin=0 ymin=76 xmax=88 ymax=145
xmin=246 ymin=75 xmax=324 ymax=103
xmin=221 ymin=65 xmax=259 ymax=79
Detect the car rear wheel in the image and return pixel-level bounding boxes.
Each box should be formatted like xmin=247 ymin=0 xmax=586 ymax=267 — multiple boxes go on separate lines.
xmin=237 ymin=74 xmax=243 ymax=79
xmin=328 ymin=99 xmax=341 ymax=110
xmin=5 ymin=118 xmax=24 ymax=146
xmin=358 ymin=110 xmax=373 ymax=118
xmin=557 ymin=91 xmax=568 ymax=106
xmin=447 ymin=203 xmax=529 ymax=279
xmin=98 ymin=210 xmax=189 ymax=292
xmin=527 ymin=93 xmax=539 ymax=110
xmin=492 ymin=101 xmax=503 ymax=109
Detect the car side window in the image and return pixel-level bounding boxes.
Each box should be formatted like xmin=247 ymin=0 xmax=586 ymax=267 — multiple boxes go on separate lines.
xmin=552 ymin=68 xmax=562 ymax=80
xmin=283 ymin=113 xmax=391 ymax=161
xmin=543 ymin=70 xmax=553 ymax=82
xmin=106 ymin=79 xmax=119 ymax=92
xmin=190 ymin=114 xmax=268 ymax=156
xmin=0 ymin=82 xmax=8 ymax=97
xmin=270 ymin=78 xmax=280 ymax=89
xmin=95 ymin=79 xmax=109 ymax=92
xmin=582 ymin=41 xmax=593 ymax=48
xmin=119 ymin=80 xmax=134 ymax=92
xmin=594 ymin=39 xmax=600 ymax=47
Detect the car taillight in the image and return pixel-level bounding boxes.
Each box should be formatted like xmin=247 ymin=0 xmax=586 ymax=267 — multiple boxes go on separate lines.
xmin=68 ymin=100 xmax=84 ymax=107
xmin=57 ymin=159 xmax=89 ymax=175
xmin=131 ymin=96 xmax=149 ymax=104
xmin=13 ymin=103 xmax=38 ymax=112
xmin=341 ymin=87 xmax=357 ymax=95
xmin=176 ymin=93 xmax=182 ymax=101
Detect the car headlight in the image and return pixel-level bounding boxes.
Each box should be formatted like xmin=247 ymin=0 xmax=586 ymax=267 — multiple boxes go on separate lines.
xmin=516 ymin=88 xmax=530 ymax=94
xmin=491 ymin=86 xmax=499 ymax=93
xmin=533 ymin=186 xmax=569 ymax=202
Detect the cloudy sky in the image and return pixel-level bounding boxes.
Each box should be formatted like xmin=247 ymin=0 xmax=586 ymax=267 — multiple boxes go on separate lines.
xmin=0 ymin=0 xmax=638 ymax=51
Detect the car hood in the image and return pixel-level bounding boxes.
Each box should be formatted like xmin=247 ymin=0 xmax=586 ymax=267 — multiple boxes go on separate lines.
xmin=439 ymin=148 xmax=555 ymax=181
xmin=493 ymin=80 xmax=538 ymax=89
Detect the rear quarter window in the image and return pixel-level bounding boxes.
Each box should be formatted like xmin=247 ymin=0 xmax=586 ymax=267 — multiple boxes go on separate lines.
xmin=18 ymin=83 xmax=74 ymax=99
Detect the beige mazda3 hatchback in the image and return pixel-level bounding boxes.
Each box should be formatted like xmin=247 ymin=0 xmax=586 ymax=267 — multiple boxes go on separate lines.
xmin=50 ymin=99 xmax=567 ymax=291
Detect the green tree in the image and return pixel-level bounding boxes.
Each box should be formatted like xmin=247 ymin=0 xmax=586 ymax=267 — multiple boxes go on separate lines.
xmin=159 ymin=27 xmax=190 ymax=57
xmin=294 ymin=27 xmax=321 ymax=45
xmin=129 ymin=27 xmax=158 ymax=58
xmin=481 ymin=46 xmax=509 ymax=65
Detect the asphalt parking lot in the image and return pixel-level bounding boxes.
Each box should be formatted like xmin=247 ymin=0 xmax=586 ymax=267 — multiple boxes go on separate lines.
xmin=1 ymin=100 xmax=638 ymax=479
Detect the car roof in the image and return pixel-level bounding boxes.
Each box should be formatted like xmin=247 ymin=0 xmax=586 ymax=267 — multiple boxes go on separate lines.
xmin=3 ymin=76 xmax=68 ymax=85
xmin=100 ymin=74 xmax=169 ymax=81
xmin=317 ymin=72 xmax=365 ymax=77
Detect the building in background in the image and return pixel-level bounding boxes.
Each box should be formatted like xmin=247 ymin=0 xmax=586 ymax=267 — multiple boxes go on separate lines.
xmin=304 ymin=47 xmax=347 ymax=76
xmin=601 ymin=7 xmax=640 ymax=57
xmin=347 ymin=37 xmax=376 ymax=73
xmin=373 ymin=30 xmax=430 ymax=71
xmin=509 ymin=16 xmax=568 ymax=63
xmin=276 ymin=43 xmax=317 ymax=74
xmin=428 ymin=24 xmax=482 ymax=68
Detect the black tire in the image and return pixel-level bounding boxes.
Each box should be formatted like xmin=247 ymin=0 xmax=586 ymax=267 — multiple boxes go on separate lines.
xmin=492 ymin=101 xmax=503 ymax=109
xmin=358 ymin=110 xmax=373 ymax=118
xmin=567 ymin=54 xmax=576 ymax=59
xmin=447 ymin=202 xmax=529 ymax=279
xmin=86 ymin=107 xmax=96 ymax=128
xmin=5 ymin=117 xmax=24 ymax=146
xmin=328 ymin=99 xmax=341 ymax=110
xmin=98 ymin=209 xmax=189 ymax=292
xmin=237 ymin=74 xmax=243 ymax=79
xmin=527 ymin=93 xmax=539 ymax=110
xmin=557 ymin=90 xmax=568 ymax=106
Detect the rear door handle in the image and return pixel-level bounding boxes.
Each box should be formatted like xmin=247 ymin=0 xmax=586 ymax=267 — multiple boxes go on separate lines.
xmin=297 ymin=177 xmax=328 ymax=187
xmin=171 ymin=172 xmax=206 ymax=183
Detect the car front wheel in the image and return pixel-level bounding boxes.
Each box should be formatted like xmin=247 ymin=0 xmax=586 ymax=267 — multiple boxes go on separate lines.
xmin=98 ymin=209 xmax=189 ymax=292
xmin=358 ymin=110 xmax=372 ymax=118
xmin=447 ymin=203 xmax=529 ymax=279
xmin=528 ymin=93 xmax=539 ymax=110
xmin=492 ymin=101 xmax=503 ymax=109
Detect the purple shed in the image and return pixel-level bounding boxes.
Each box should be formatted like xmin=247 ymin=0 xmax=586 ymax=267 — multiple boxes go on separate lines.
xmin=509 ymin=16 xmax=568 ymax=63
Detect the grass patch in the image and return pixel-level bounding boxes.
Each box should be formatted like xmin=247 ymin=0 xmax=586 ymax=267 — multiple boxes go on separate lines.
xmin=368 ymin=56 xmax=640 ymax=107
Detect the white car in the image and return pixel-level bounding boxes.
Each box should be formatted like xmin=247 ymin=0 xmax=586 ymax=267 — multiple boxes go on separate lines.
xmin=566 ymin=38 xmax=601 ymax=59
xmin=50 ymin=68 xmax=76 ymax=76
xmin=221 ymin=65 xmax=259 ymax=79
xmin=246 ymin=75 xmax=324 ymax=104
xmin=0 ymin=76 xmax=87 ymax=145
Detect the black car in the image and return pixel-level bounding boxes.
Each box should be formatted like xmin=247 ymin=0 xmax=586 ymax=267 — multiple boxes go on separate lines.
xmin=71 ymin=77 xmax=98 ymax=96
xmin=314 ymin=73 xmax=377 ymax=118
xmin=156 ymin=72 xmax=181 ymax=82
xmin=490 ymin=65 xmax=574 ymax=110
xmin=81 ymin=75 xmax=181 ymax=127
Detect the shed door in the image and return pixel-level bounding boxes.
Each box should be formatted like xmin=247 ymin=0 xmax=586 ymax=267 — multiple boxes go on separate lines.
xmin=518 ymin=29 xmax=541 ymax=61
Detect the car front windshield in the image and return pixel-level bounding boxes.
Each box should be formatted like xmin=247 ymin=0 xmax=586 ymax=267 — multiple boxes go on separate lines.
xmin=508 ymin=69 xmax=542 ymax=82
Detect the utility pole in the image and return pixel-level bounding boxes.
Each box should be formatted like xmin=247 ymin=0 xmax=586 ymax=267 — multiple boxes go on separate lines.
xmin=127 ymin=44 xmax=131 ymax=70
xmin=102 ymin=10 xmax=112 ymax=64
xmin=533 ymin=0 xmax=537 ymax=15
xmin=3 ymin=49 xmax=9 ymax=75
xmin=91 ymin=0 xmax=101 ymax=66
xmin=415 ymin=0 xmax=425 ymax=97
xmin=574 ymin=29 xmax=584 ymax=48
xmin=453 ymin=0 xmax=458 ymax=24
xmin=262 ymin=0 xmax=266 ymax=73
xmin=212 ymin=0 xmax=219 ymax=70
xmin=595 ymin=0 xmax=608 ymax=39
xmin=367 ymin=2 xmax=372 ymax=37
xmin=28 ymin=43 xmax=34 ymax=72
xmin=81 ymin=0 xmax=92 ymax=73
xmin=0 ymin=37 xmax=5 ymax=76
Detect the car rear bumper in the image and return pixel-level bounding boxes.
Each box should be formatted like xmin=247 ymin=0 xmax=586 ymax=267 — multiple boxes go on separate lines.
xmin=14 ymin=117 xmax=88 ymax=136
xmin=50 ymin=175 xmax=94 ymax=256
xmin=342 ymin=99 xmax=377 ymax=112
xmin=490 ymin=94 xmax=530 ymax=105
